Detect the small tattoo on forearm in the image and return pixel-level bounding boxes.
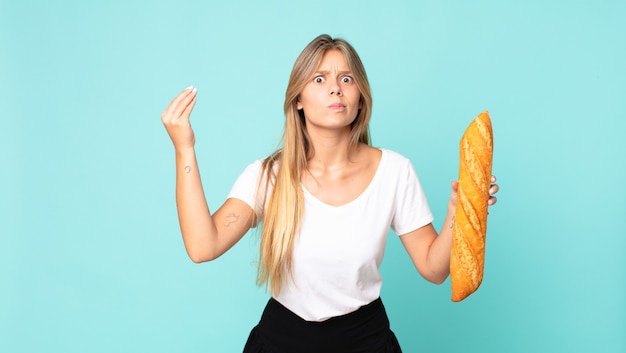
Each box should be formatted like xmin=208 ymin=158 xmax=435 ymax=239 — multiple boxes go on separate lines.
xmin=449 ymin=215 xmax=455 ymax=229
xmin=184 ymin=165 xmax=191 ymax=174
xmin=225 ymin=213 xmax=240 ymax=227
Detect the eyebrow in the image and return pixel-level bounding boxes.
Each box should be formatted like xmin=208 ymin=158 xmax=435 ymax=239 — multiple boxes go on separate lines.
xmin=314 ymin=70 xmax=353 ymax=76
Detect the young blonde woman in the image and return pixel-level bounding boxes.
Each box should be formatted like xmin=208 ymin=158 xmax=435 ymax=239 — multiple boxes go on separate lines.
xmin=161 ymin=34 xmax=499 ymax=353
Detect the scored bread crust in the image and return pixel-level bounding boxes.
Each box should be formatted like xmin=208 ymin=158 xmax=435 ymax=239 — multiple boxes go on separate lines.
xmin=450 ymin=111 xmax=493 ymax=302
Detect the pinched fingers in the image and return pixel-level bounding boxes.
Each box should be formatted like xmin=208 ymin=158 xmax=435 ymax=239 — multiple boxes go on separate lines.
xmin=161 ymin=86 xmax=197 ymax=124
xmin=161 ymin=86 xmax=198 ymax=149
xmin=181 ymin=93 xmax=197 ymax=121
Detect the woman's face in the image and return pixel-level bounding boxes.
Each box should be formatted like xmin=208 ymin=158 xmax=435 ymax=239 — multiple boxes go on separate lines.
xmin=296 ymin=49 xmax=361 ymax=133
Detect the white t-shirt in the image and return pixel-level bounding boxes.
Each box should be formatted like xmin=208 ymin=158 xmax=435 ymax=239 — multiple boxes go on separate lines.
xmin=228 ymin=149 xmax=433 ymax=321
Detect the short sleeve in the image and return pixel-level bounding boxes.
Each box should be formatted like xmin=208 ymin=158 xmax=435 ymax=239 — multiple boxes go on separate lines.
xmin=391 ymin=159 xmax=434 ymax=236
xmin=227 ymin=160 xmax=267 ymax=227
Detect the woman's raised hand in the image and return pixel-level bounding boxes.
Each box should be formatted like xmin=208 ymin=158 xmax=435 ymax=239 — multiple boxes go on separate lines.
xmin=161 ymin=86 xmax=198 ymax=150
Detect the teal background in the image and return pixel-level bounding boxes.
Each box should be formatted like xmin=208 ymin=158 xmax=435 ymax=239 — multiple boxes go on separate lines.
xmin=1 ymin=0 xmax=624 ymax=352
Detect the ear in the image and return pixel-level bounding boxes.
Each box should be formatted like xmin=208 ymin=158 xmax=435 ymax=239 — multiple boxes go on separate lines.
xmin=296 ymin=101 xmax=303 ymax=110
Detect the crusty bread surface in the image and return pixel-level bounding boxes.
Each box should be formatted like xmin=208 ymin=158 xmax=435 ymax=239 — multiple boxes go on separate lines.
xmin=450 ymin=111 xmax=493 ymax=302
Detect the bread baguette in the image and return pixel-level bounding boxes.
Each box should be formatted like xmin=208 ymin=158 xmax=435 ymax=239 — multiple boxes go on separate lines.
xmin=450 ymin=111 xmax=493 ymax=302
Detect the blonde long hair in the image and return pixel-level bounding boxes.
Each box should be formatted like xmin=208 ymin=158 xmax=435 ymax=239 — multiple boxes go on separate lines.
xmin=257 ymin=34 xmax=373 ymax=296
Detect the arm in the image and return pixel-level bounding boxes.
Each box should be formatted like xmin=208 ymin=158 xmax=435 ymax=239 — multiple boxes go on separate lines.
xmin=400 ymin=179 xmax=498 ymax=284
xmin=161 ymin=87 xmax=254 ymax=263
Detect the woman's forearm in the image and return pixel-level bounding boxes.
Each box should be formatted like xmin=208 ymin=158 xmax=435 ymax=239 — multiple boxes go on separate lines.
xmin=425 ymin=203 xmax=456 ymax=283
xmin=174 ymin=147 xmax=218 ymax=262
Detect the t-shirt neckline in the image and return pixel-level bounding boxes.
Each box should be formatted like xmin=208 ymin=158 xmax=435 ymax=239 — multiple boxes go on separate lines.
xmin=301 ymin=148 xmax=387 ymax=209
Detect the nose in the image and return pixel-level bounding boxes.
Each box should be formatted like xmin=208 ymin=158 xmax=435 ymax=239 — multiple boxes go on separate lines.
xmin=329 ymin=80 xmax=342 ymax=96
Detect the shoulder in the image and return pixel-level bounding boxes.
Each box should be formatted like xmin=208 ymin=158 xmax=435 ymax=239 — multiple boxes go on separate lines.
xmin=375 ymin=149 xmax=424 ymax=187
xmin=355 ymin=145 xmax=412 ymax=165
xmin=238 ymin=158 xmax=264 ymax=176
xmin=240 ymin=152 xmax=281 ymax=173
xmin=233 ymin=157 xmax=274 ymax=186
xmin=378 ymin=148 xmax=413 ymax=169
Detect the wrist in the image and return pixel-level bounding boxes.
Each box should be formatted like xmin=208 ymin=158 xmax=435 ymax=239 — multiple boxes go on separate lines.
xmin=175 ymin=146 xmax=196 ymax=158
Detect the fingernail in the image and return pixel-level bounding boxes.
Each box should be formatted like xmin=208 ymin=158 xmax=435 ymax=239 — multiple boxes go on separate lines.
xmin=185 ymin=86 xmax=194 ymax=90
xmin=192 ymin=87 xmax=197 ymax=93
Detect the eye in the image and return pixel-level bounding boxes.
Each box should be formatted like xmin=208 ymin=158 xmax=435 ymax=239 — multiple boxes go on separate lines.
xmin=341 ymin=76 xmax=354 ymax=84
xmin=313 ymin=76 xmax=325 ymax=83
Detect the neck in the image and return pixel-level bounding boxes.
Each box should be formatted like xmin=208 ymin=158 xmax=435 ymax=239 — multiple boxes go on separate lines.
xmin=306 ymin=127 xmax=357 ymax=168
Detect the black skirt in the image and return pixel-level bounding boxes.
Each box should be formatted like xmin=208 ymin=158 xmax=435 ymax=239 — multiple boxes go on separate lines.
xmin=243 ymin=297 xmax=402 ymax=353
